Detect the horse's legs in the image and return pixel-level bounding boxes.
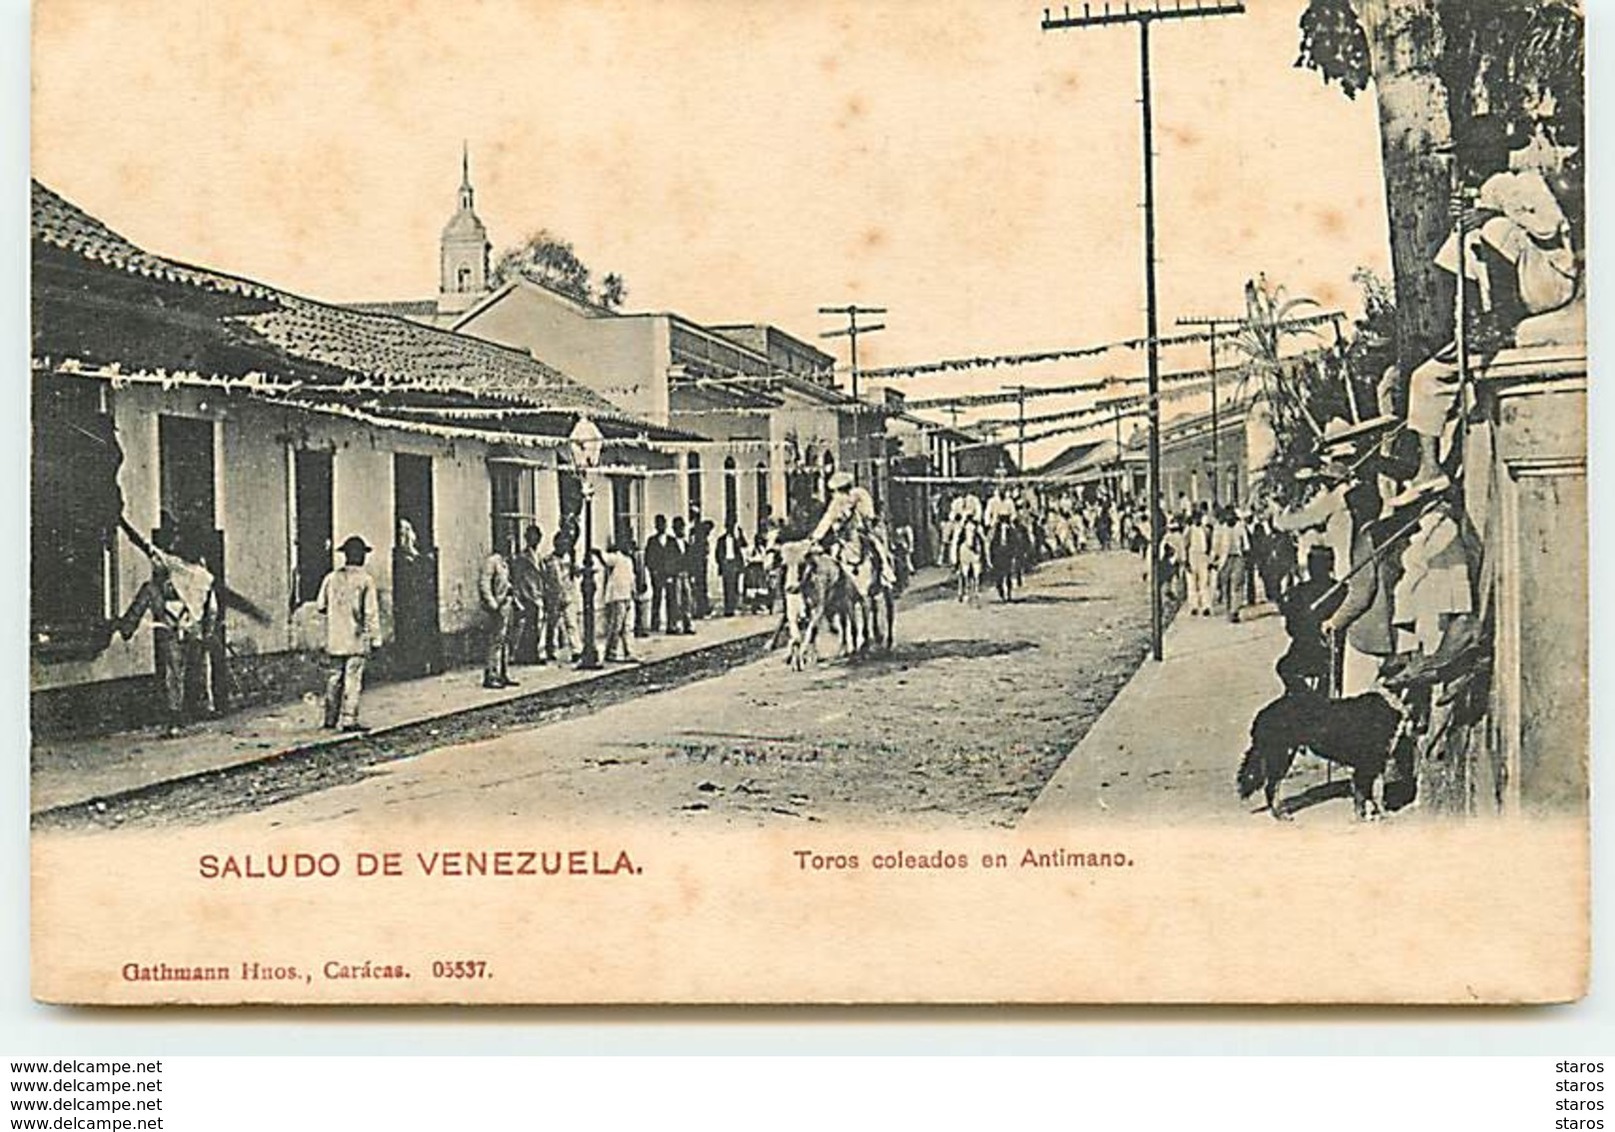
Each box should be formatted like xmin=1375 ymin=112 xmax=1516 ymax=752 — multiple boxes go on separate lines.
xmin=805 ymin=607 xmax=823 ymax=666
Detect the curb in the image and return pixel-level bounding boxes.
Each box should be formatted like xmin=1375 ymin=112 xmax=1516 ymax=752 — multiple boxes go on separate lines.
xmin=34 ymin=574 xmax=959 ymax=830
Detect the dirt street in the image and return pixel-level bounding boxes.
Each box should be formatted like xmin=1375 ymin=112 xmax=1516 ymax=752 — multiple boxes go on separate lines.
xmin=180 ymin=551 xmax=1155 ymax=834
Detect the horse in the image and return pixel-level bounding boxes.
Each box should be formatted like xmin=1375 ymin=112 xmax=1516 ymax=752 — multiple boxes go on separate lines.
xmin=954 ymin=517 xmax=985 ymax=606
xmin=831 ymin=532 xmax=896 ymax=655
xmin=1015 ymin=515 xmax=1035 ymax=582
xmin=775 ymin=540 xmax=847 ymax=670
xmin=987 ymin=516 xmax=1022 ymax=602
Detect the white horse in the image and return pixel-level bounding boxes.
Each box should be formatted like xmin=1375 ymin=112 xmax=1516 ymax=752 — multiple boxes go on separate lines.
xmin=954 ymin=517 xmax=985 ymax=606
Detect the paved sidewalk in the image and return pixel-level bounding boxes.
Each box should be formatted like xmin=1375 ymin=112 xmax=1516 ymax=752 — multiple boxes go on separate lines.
xmin=1019 ymin=606 xmax=1303 ymax=828
xmin=33 ymin=567 xmax=954 ymax=816
xmin=31 ymin=611 xmax=779 ymax=816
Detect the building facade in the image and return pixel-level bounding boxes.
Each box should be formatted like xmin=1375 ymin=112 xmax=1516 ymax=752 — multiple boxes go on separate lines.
xmin=31 ymin=180 xmax=674 ymax=734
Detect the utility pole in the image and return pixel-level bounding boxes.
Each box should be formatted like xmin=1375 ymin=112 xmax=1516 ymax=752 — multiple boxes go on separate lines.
xmin=1003 ymin=384 xmax=1030 ymax=475
xmin=1174 ymin=314 xmax=1238 ymax=509
xmin=1042 ymin=0 xmax=1245 ymax=663
xmin=819 ymin=305 xmax=886 ymax=489
xmin=1111 ymin=400 xmax=1124 ymax=499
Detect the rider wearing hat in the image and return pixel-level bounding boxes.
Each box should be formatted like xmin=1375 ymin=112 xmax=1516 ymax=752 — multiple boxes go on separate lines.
xmin=812 ymin=471 xmax=896 ymax=586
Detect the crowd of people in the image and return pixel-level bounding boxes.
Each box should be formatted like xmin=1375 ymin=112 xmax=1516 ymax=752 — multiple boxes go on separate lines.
xmin=930 ymin=484 xmax=1151 ymax=571
xmin=473 ymin=507 xmax=787 ymax=693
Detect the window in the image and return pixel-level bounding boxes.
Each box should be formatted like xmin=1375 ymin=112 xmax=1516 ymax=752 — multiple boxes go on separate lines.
xmin=611 ymin=475 xmax=644 ymax=551
xmin=754 ymin=462 xmax=769 ymax=528
xmin=685 ymin=452 xmax=702 ymax=518
xmin=457 ymin=264 xmax=472 ymax=292
xmin=31 ymin=375 xmax=118 ymax=657
xmin=722 ymin=456 xmax=738 ymax=529
xmin=557 ymin=468 xmax=583 ymax=546
xmin=490 ymin=463 xmax=540 ymax=553
xmin=292 ymin=449 xmax=333 ymax=609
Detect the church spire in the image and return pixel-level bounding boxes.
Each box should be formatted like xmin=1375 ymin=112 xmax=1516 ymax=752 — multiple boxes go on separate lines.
xmin=440 ymin=142 xmax=490 ymax=308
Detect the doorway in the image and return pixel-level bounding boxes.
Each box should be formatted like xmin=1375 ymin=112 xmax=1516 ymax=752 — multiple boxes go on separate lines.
xmin=158 ymin=416 xmax=216 ymax=557
xmin=392 ymin=453 xmax=442 ymax=676
xmin=292 ymin=449 xmax=333 ymax=610
xmin=157 ymin=414 xmax=226 ymax=712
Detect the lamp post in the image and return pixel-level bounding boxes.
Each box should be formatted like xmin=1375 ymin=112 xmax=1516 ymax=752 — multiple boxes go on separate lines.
xmin=569 ymin=417 xmax=604 ymax=671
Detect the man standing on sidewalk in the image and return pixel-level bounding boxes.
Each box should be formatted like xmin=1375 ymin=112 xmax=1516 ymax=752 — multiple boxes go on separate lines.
xmin=540 ymin=533 xmax=574 ymax=663
xmin=509 ymin=524 xmax=546 ymax=667
xmin=667 ymin=516 xmax=693 ymax=634
xmin=599 ymin=540 xmax=637 ymax=662
xmin=1221 ymin=508 xmax=1251 ymax=622
xmin=714 ymin=522 xmax=748 ymax=616
xmin=689 ymin=511 xmax=714 ymax=620
xmin=479 ymin=536 xmax=518 ymax=690
xmin=115 ymin=532 xmax=217 ymax=737
xmin=644 ymin=515 xmax=671 ymax=632
xmin=316 ymin=535 xmax=382 ymax=732
xmin=1185 ymin=511 xmax=1214 ymax=616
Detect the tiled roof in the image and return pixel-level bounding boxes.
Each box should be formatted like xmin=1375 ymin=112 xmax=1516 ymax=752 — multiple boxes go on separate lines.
xmin=232 ymin=302 xmax=623 ymax=415
xmin=31 ymin=180 xmax=279 ymax=302
xmin=32 ymin=179 xmax=631 ymax=421
xmin=343 ymin=299 xmax=441 ymax=318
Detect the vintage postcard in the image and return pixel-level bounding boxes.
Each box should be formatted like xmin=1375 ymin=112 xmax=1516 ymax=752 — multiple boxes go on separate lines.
xmin=29 ymin=0 xmax=1587 ymax=1003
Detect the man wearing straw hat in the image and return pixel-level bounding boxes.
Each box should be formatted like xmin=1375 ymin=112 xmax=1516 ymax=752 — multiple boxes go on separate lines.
xmin=316 ymin=535 xmax=383 ymax=732
xmin=813 ymin=471 xmax=896 ymax=588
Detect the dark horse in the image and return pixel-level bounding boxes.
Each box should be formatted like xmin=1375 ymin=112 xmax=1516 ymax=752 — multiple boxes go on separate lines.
xmin=987 ymin=517 xmax=1024 ymax=602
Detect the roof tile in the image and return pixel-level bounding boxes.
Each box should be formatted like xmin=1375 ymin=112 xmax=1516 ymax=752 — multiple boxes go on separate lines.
xmin=32 ymin=179 xmax=632 ymax=422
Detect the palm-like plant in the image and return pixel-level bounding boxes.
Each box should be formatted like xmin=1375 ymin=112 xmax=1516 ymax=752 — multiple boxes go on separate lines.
xmin=1228 ymin=275 xmax=1349 ymax=505
xmin=1230 ymin=274 xmax=1324 ymax=419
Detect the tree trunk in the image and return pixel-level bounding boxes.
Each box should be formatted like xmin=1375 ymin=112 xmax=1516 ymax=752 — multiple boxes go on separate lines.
xmin=1358 ymin=0 xmax=1455 ymax=373
xmin=1359 ymin=0 xmax=1480 ymax=815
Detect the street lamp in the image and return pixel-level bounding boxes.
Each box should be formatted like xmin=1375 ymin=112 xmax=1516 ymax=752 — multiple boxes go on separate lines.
xmin=569 ymin=416 xmax=605 ymax=671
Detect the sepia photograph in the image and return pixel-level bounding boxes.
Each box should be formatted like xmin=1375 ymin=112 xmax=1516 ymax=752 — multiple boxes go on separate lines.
xmin=28 ymin=0 xmax=1588 ymax=1004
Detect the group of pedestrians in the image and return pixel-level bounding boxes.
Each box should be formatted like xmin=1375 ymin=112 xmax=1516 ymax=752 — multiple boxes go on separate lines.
xmin=1161 ymin=504 xmax=1258 ymax=621
xmin=478 ymin=521 xmax=635 ymax=688
xmin=119 ymin=496 xmax=789 ymax=738
xmin=649 ymin=511 xmax=782 ymax=624
xmin=474 ymin=508 xmax=781 ymax=695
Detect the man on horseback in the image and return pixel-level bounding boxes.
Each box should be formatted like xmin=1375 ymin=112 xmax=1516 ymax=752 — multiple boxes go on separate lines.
xmin=946 ymin=490 xmax=984 ymax=565
xmin=812 ymin=471 xmax=897 ymax=589
xmin=984 ymin=484 xmax=1017 ymax=529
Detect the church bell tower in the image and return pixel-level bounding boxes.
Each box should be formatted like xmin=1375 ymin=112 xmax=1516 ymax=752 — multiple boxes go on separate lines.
xmin=438 ymin=143 xmax=490 ymax=315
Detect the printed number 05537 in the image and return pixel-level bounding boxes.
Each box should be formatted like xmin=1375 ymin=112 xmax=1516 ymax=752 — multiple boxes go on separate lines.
xmin=431 ymin=960 xmax=489 ymax=979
